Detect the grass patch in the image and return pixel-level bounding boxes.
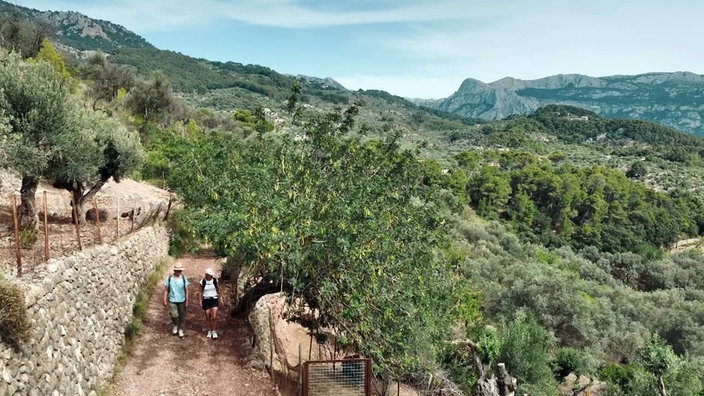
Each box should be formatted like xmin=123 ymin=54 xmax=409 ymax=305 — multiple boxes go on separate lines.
xmin=19 ymin=229 xmax=37 ymax=249
xmin=96 ymin=256 xmax=174 ymax=396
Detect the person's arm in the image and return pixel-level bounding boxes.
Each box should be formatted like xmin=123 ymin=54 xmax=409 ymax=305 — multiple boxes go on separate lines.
xmin=163 ymin=286 xmax=169 ymax=307
xmin=185 ymin=278 xmax=190 ymax=306
xmin=215 ymin=280 xmax=224 ymax=307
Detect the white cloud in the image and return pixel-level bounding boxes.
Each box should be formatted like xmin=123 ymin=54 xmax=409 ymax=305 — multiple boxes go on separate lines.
xmin=19 ymin=0 xmax=512 ymax=31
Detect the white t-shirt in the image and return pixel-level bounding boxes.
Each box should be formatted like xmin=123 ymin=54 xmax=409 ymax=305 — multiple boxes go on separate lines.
xmin=202 ymin=278 xmax=218 ymax=299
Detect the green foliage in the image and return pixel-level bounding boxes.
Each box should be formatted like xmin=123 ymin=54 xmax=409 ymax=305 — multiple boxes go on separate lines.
xmin=639 ymin=334 xmax=676 ymax=379
xmin=499 ymin=311 xmax=556 ymax=395
xmin=125 ymin=71 xmax=180 ymax=127
xmin=0 ymin=279 xmax=30 ymax=349
xmin=167 ymin=209 xmax=200 ymax=257
xmin=551 ymin=347 xmax=590 ymax=379
xmin=0 ymin=12 xmax=47 ymax=58
xmin=626 ymin=161 xmax=647 ymax=179
xmin=19 ymin=229 xmax=37 ymax=248
xmin=0 ymin=51 xmax=143 ymax=226
xmin=33 ymin=38 xmax=70 ymax=80
xmin=599 ymin=363 xmax=658 ymax=396
xmin=459 ymin=150 xmax=704 ymax=255
xmin=472 ymin=325 xmax=502 ymax=366
xmin=170 ymin=104 xmax=465 ymax=379
xmin=78 ymin=52 xmax=136 ymax=109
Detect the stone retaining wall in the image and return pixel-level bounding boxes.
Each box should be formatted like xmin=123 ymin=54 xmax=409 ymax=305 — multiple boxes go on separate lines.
xmin=0 ymin=226 xmax=169 ymax=396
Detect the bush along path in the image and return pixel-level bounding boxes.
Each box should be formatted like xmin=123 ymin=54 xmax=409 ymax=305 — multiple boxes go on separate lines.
xmin=106 ymin=255 xmax=279 ymax=396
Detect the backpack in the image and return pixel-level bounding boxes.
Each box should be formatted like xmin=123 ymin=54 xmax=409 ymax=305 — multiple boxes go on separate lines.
xmin=167 ymin=274 xmax=188 ymax=295
xmin=200 ymin=277 xmax=219 ymax=296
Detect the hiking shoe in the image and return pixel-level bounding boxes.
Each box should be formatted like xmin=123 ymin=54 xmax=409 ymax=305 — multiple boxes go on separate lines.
xmin=178 ymin=329 xmax=184 ymax=338
xmin=172 ymin=326 xmax=178 ymax=335
xmin=206 ymin=331 xmax=212 ymax=339
xmin=211 ymin=331 xmax=218 ymax=339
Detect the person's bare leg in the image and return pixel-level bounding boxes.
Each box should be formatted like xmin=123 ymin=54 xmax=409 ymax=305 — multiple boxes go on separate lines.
xmin=210 ymin=307 xmax=219 ymax=338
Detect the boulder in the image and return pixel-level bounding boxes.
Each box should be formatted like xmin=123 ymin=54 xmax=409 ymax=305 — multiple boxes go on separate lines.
xmin=248 ymin=293 xmax=331 ymax=380
xmin=85 ymin=208 xmax=108 ymax=223
xmin=559 ymin=373 xmax=608 ymax=396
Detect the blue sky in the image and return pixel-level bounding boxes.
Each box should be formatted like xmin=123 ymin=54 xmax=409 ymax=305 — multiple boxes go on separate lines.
xmin=16 ymin=0 xmax=704 ymax=99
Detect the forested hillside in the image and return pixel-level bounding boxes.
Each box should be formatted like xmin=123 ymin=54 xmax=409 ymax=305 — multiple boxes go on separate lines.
xmin=419 ymin=72 xmax=704 ymax=137
xmin=3 ymin=5 xmax=704 ymax=396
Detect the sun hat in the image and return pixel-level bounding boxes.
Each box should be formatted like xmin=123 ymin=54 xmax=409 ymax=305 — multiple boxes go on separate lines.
xmin=205 ymin=268 xmax=215 ymax=276
xmin=173 ymin=264 xmax=184 ymax=271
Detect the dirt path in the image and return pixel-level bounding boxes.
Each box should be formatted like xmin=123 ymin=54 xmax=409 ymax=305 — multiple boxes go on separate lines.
xmin=106 ymin=255 xmax=280 ymax=396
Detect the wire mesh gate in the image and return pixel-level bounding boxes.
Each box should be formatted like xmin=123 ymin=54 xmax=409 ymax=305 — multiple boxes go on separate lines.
xmin=302 ymin=358 xmax=372 ymax=396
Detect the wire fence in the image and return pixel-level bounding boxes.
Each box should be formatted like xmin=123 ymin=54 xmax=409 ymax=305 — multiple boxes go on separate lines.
xmin=2 ymin=189 xmax=173 ymax=278
xmin=303 ymin=358 xmax=371 ymax=396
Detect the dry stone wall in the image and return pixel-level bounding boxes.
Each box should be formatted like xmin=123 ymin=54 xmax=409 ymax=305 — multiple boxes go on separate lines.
xmin=0 ymin=226 xmax=169 ymax=396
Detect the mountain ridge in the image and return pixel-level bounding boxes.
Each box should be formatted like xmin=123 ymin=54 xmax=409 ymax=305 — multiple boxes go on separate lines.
xmin=4 ymin=0 xmax=704 ymax=137
xmin=0 ymin=0 xmax=153 ymax=52
xmin=419 ymin=72 xmax=704 ymax=136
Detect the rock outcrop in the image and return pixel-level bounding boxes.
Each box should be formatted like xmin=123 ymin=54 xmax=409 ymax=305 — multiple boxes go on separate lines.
xmin=248 ymin=293 xmax=332 ymax=380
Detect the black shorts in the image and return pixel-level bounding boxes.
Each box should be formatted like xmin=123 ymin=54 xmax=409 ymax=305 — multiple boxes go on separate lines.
xmin=202 ymin=298 xmax=219 ymax=310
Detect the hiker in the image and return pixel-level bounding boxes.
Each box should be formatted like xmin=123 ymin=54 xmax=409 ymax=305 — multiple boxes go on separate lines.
xmin=198 ymin=267 xmax=222 ymax=339
xmin=163 ymin=264 xmax=190 ymax=338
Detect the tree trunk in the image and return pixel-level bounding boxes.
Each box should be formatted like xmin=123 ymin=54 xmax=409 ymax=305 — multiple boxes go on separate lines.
xmin=72 ymin=179 xmax=107 ymax=224
xmin=473 ymin=377 xmax=499 ymax=396
xmin=71 ymin=188 xmax=85 ymax=224
xmin=657 ymin=376 xmax=668 ymax=396
xmin=18 ymin=176 xmax=38 ymax=231
xmin=497 ymin=363 xmax=517 ymax=396
xmin=230 ymin=281 xmax=281 ymax=318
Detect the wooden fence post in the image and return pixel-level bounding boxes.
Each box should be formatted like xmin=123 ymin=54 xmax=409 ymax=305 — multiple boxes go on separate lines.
xmin=11 ymin=195 xmax=22 ymax=277
xmin=72 ymin=199 xmax=82 ymax=250
xmin=43 ymin=191 xmax=49 ymax=261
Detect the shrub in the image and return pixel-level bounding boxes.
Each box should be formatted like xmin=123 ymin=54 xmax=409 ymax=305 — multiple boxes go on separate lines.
xmin=499 ymin=311 xmax=557 ymax=395
xmin=0 ymin=279 xmax=30 ymax=349
xmin=167 ymin=210 xmax=199 ymax=257
xmin=552 ymin=347 xmax=589 ymax=379
xmin=19 ymin=229 xmax=37 ymax=248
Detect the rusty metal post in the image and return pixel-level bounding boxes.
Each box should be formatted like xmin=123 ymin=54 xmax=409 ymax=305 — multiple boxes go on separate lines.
xmin=43 ymin=191 xmax=49 ymax=261
xmin=11 ymin=195 xmax=22 ymax=277
xmin=72 ymin=199 xmax=82 ymax=250
xmin=302 ymin=362 xmax=309 ymax=396
xmin=308 ymin=334 xmax=313 ymax=360
xmin=365 ymin=358 xmax=372 ymax=396
xmin=92 ymin=199 xmax=102 ymax=244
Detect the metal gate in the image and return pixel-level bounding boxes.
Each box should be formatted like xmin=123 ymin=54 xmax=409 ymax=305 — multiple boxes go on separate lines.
xmin=302 ymin=358 xmax=372 ymax=396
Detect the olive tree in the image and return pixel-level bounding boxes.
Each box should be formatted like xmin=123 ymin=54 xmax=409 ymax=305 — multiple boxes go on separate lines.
xmin=0 ymin=52 xmax=143 ymax=229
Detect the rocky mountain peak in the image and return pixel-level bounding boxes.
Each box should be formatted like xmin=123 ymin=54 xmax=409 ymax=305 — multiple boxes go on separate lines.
xmin=0 ymin=0 xmax=153 ymax=52
xmin=422 ymin=72 xmax=704 ymax=136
